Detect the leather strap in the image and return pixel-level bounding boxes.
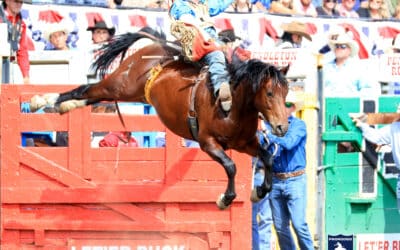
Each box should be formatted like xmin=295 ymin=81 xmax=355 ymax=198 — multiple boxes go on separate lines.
xmin=273 ymin=169 xmax=305 ymax=179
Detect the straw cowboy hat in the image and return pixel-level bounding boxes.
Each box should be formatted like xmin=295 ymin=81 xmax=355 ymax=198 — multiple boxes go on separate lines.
xmin=44 ymin=21 xmax=70 ymax=41
xmin=286 ymin=90 xmax=304 ymax=112
xmin=87 ymin=20 xmax=116 ymax=36
xmin=328 ymin=32 xmax=359 ymax=57
xmin=281 ymin=21 xmax=312 ymax=41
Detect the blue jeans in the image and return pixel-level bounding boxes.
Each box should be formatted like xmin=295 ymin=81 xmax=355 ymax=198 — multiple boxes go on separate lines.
xmin=269 ymin=174 xmax=314 ymax=250
xmin=202 ymin=50 xmax=230 ymax=96
xmin=252 ymin=169 xmax=273 ymax=250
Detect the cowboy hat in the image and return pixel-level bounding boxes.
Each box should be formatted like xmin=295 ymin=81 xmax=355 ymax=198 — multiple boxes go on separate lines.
xmin=281 ymin=21 xmax=312 ymax=41
xmin=218 ymin=29 xmax=241 ymax=43
xmin=87 ymin=20 xmax=116 ymax=36
xmin=328 ymin=32 xmax=359 ymax=57
xmin=43 ymin=21 xmax=70 ymax=41
xmin=285 ymin=90 xmax=304 ymax=112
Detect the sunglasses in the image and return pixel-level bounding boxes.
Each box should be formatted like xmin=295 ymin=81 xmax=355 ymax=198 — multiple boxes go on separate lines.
xmin=285 ymin=102 xmax=294 ymax=108
xmin=325 ymin=0 xmax=337 ymax=3
xmin=11 ymin=0 xmax=23 ymax=3
xmin=335 ymin=44 xmax=348 ymax=49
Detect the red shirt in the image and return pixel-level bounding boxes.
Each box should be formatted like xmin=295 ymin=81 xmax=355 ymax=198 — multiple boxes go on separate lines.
xmin=2 ymin=10 xmax=30 ymax=77
xmin=99 ymin=132 xmax=139 ymax=147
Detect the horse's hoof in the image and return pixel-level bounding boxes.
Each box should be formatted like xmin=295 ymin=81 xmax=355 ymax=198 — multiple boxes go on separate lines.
xmin=30 ymin=95 xmax=47 ymax=112
xmin=59 ymin=100 xmax=85 ymax=114
xmin=59 ymin=101 xmax=75 ymax=114
xmin=216 ymin=194 xmax=230 ymax=210
xmin=250 ymin=189 xmax=261 ymax=203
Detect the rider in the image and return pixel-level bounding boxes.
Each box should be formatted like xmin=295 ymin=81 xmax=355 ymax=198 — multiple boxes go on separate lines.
xmin=170 ymin=0 xmax=233 ymax=112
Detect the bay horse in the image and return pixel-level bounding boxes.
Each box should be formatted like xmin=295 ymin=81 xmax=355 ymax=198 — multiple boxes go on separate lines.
xmin=30 ymin=27 xmax=289 ymax=209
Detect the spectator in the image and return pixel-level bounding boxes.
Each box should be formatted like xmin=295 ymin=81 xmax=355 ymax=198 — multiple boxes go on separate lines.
xmin=276 ymin=21 xmax=312 ymax=49
xmin=0 ymin=0 xmax=30 ymax=84
xmin=316 ymin=0 xmax=340 ymax=16
xmin=170 ymin=0 xmax=233 ymax=112
xmin=251 ymin=0 xmax=270 ymax=11
xmin=87 ymin=20 xmax=115 ymax=45
xmin=44 ymin=21 xmax=71 ymax=50
xmin=356 ymin=0 xmax=390 ymax=19
xmin=352 ymin=108 xmax=400 ymax=214
xmin=292 ymin=0 xmax=318 ymax=16
xmin=261 ymin=90 xmax=314 ymax=250
xmin=393 ymin=3 xmax=400 ymax=19
xmin=86 ymin=20 xmax=115 ymax=83
xmin=99 ymin=131 xmax=139 ymax=147
xmin=323 ymin=32 xmax=379 ymax=97
xmin=269 ymin=0 xmax=298 ymax=15
xmin=226 ymin=0 xmax=263 ymax=12
xmin=145 ymin=0 xmax=168 ymax=10
xmin=337 ymin=0 xmax=360 ymax=17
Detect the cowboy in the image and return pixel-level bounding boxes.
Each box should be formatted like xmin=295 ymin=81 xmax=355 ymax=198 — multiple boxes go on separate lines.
xmin=86 ymin=20 xmax=116 ymax=83
xmin=0 ymin=0 xmax=30 ymax=84
xmin=170 ymin=0 xmax=234 ymax=112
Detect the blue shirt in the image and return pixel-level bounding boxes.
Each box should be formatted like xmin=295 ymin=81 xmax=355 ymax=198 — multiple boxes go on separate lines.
xmin=323 ymin=58 xmax=378 ymax=98
xmin=260 ymin=116 xmax=307 ymax=173
xmin=170 ymin=0 xmax=233 ymax=19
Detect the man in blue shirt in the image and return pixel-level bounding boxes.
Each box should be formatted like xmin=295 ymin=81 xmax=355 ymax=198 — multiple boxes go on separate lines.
xmin=169 ymin=0 xmax=233 ymax=112
xmin=261 ymin=91 xmax=314 ymax=250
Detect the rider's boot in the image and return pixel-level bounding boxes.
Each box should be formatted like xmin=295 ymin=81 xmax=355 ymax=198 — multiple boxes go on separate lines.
xmin=219 ymin=81 xmax=232 ymax=112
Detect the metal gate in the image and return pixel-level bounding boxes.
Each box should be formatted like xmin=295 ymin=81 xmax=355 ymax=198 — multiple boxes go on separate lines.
xmin=322 ymin=96 xmax=400 ymax=250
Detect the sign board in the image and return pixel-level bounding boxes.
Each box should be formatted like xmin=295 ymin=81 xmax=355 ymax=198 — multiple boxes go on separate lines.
xmin=356 ymin=233 xmax=400 ymax=250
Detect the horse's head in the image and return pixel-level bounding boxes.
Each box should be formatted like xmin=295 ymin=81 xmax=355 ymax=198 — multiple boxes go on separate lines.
xmin=259 ymin=64 xmax=289 ymax=136
xmin=257 ymin=67 xmax=289 ymax=137
xmin=231 ymin=59 xmax=289 ymax=136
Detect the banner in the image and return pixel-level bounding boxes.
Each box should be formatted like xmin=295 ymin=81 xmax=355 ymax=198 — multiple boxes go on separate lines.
xmin=20 ymin=4 xmax=400 ymax=57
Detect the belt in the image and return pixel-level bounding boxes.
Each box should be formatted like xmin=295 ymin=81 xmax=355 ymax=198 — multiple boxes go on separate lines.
xmin=273 ymin=169 xmax=305 ymax=179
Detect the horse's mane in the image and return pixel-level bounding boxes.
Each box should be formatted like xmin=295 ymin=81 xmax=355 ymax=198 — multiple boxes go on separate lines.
xmin=92 ymin=27 xmax=170 ymax=78
xmin=229 ymin=55 xmax=288 ymax=92
xmin=92 ymin=26 xmax=287 ymax=92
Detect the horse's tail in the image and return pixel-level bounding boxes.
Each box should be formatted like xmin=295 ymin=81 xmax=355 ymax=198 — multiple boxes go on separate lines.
xmin=92 ymin=26 xmax=166 ymax=78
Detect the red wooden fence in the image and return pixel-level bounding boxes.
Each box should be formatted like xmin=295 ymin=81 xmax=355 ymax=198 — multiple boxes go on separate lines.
xmin=0 ymin=85 xmax=252 ymax=250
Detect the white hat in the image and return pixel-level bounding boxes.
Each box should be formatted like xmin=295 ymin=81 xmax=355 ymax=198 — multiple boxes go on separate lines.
xmin=328 ymin=32 xmax=359 ymax=57
xmin=392 ymin=34 xmax=400 ymax=50
xmin=43 ymin=21 xmax=70 ymax=41
xmin=286 ymin=90 xmax=304 ymax=112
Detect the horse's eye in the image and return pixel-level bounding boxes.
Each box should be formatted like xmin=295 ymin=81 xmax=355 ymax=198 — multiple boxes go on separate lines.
xmin=266 ymin=91 xmax=273 ymax=97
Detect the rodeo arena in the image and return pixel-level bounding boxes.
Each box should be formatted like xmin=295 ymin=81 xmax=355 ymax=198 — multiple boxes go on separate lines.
xmin=1 ymin=0 xmax=400 ymax=249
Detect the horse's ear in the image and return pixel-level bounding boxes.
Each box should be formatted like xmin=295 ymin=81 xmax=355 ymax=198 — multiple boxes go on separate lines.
xmin=279 ymin=64 xmax=290 ymax=76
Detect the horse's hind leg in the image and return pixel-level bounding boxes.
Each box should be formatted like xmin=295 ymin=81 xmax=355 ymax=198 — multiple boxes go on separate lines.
xmin=202 ymin=142 xmax=237 ymax=210
xmin=250 ymin=147 xmax=273 ymax=202
xmin=30 ymin=84 xmax=101 ymax=113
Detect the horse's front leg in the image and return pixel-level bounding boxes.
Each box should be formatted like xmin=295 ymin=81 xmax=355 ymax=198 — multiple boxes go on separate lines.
xmin=250 ymin=146 xmax=274 ymax=202
xmin=202 ymin=143 xmax=236 ymax=210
